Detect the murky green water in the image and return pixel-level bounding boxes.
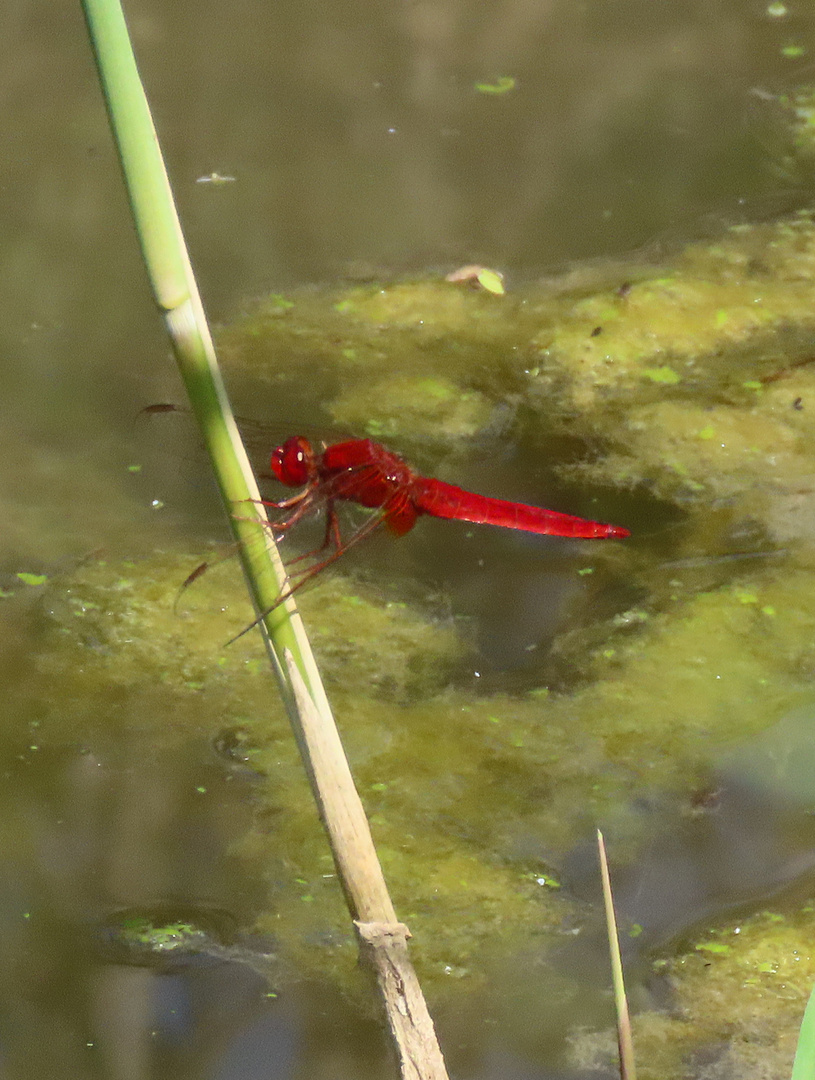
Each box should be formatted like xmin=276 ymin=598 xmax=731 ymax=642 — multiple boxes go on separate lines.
xmin=6 ymin=1 xmax=815 ymax=1078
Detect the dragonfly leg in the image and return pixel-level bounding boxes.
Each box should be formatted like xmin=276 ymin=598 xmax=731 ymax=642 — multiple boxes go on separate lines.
xmin=260 ymin=490 xmax=310 ymax=511
xmin=286 ymin=502 xmax=342 ymax=565
xmin=236 ymin=490 xmax=328 ymax=552
xmin=244 ymin=486 xmax=317 ymax=536
xmin=225 ymin=507 xmax=389 ymax=645
xmin=328 ymin=506 xmax=343 ymax=550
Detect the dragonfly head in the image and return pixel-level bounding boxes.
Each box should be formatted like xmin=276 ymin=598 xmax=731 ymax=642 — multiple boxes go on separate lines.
xmin=271 ymin=436 xmax=315 ymax=487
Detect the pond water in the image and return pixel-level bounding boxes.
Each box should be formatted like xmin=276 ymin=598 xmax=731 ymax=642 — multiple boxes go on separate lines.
xmin=5 ymin=1 xmax=815 ymax=1078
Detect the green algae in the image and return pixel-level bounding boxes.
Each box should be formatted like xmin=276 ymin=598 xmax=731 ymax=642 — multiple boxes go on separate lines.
xmin=24 ymin=542 xmax=815 ymax=1026
xmin=34 ymin=551 xmax=466 ymax=711
xmin=565 ymin=905 xmax=815 ymax=1078
xmin=219 ymin=277 xmax=545 ymax=460
xmin=530 ymin=217 xmax=815 ymax=414
xmin=329 ymin=373 xmax=494 ymax=446
xmin=639 ymin=907 xmax=815 ymax=1079
xmin=186 ymin=212 xmax=815 ymax=1068
xmin=97 ymin=908 xmax=281 ymax=982
xmin=19 ymin=553 xmax=574 ymax=989
xmin=107 ymin=914 xmax=212 ymax=956
xmin=16 ymin=211 xmax=815 ymax=1070
xmin=221 ymin=213 xmax=815 ymax=529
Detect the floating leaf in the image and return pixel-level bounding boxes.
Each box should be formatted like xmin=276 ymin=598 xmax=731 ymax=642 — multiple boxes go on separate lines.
xmin=782 ymin=43 xmax=805 ymax=58
xmin=445 ymin=264 xmax=505 ymax=294
xmin=16 ymin=573 xmax=47 ymax=587
xmin=475 ymin=76 xmax=516 ymax=95
xmin=477 ymin=268 xmax=505 ymax=295
xmin=696 ymin=940 xmax=731 ymax=955
xmin=642 ymin=366 xmax=681 ymax=385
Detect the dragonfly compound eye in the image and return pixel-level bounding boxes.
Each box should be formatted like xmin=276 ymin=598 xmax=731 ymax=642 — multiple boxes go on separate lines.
xmin=271 ymin=436 xmax=314 ymax=487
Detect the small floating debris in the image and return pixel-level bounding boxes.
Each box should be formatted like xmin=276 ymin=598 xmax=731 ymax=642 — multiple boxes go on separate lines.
xmin=445 ymin=265 xmax=506 ymax=295
xmin=196 ymin=172 xmax=236 ymax=185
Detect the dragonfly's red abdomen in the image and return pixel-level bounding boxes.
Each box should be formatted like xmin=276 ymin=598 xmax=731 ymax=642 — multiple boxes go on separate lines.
xmin=411 ymin=476 xmax=630 ymax=539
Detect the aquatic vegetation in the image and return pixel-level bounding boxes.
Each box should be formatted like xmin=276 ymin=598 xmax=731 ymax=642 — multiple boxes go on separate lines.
xmin=14 ymin=210 xmax=815 ymax=1072
xmin=474 ymin=77 xmax=516 ymax=96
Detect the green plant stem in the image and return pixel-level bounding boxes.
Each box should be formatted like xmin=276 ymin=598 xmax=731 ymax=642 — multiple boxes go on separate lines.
xmin=79 ymin=2 xmax=449 ymax=1075
xmin=80 ymin=0 xmax=321 ymax=710
xmin=792 ymin=981 xmax=815 ymax=1080
xmin=598 ymin=830 xmax=637 ymax=1080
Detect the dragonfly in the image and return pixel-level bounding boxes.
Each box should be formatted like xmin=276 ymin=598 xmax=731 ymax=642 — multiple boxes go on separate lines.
xmin=159 ymin=417 xmax=630 ymax=637
xmin=237 ymin=435 xmax=630 ymax=619
xmin=268 ymin=434 xmax=629 ymax=545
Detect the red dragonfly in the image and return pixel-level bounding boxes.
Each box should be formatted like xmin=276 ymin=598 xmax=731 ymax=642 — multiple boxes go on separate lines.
xmin=270 ymin=435 xmax=628 ymax=539
xmin=173 ymin=428 xmax=629 ymax=639
xmin=258 ymin=435 xmax=629 ymax=592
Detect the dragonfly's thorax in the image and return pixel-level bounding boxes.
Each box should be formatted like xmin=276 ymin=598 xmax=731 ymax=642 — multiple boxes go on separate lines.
xmin=319 ymin=438 xmax=413 ymax=509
